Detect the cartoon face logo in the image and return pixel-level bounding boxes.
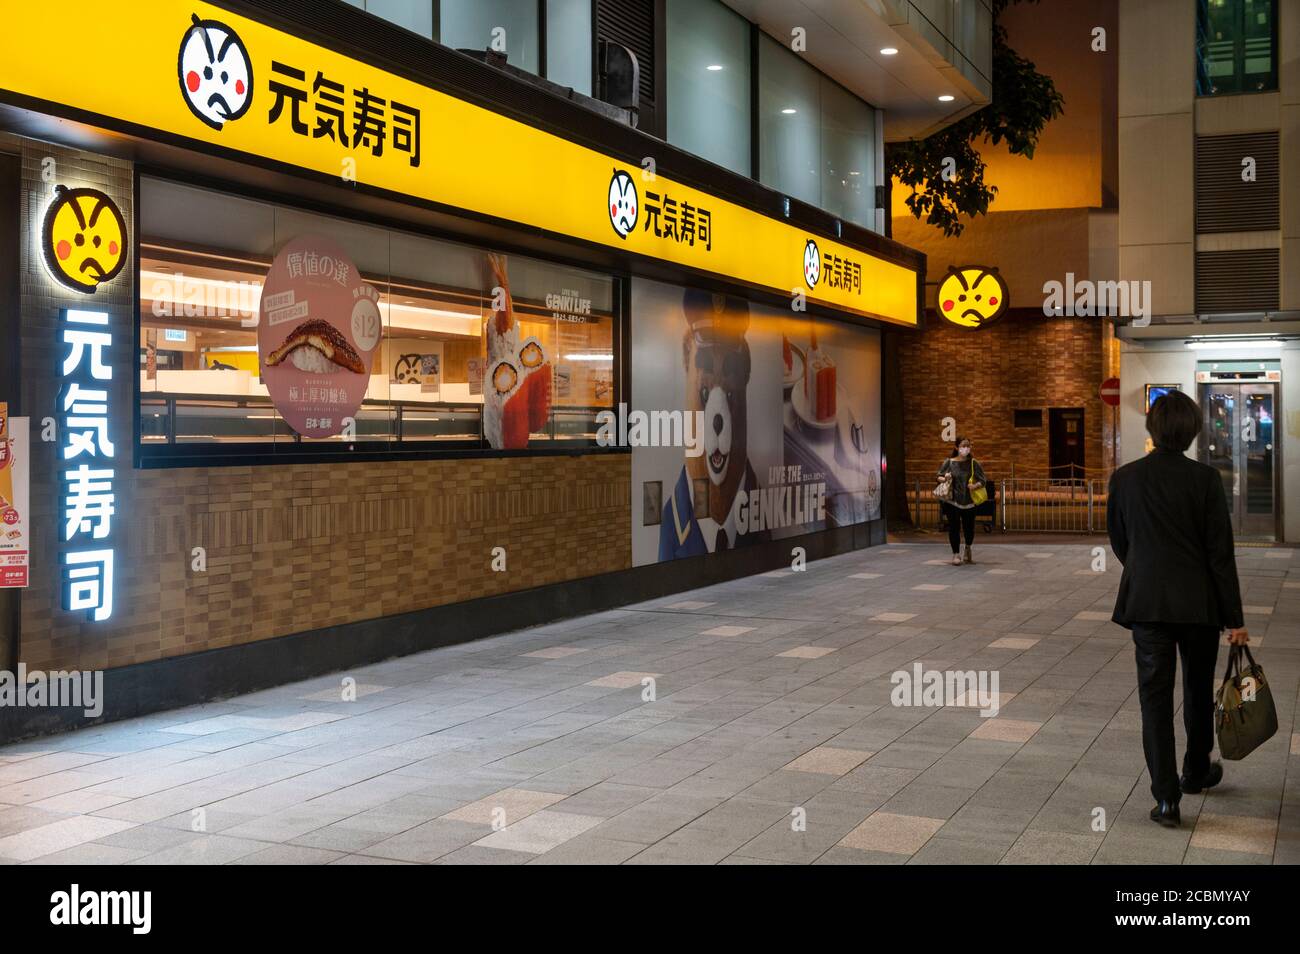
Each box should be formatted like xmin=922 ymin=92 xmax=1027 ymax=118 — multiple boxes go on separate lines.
xmin=41 ymin=185 xmax=127 ymax=294
xmin=393 ymin=354 xmax=422 ymax=384
xmin=937 ymin=266 xmax=1009 ymax=328
xmin=608 ymin=169 xmax=638 ymax=239
xmin=178 ymin=13 xmax=253 ymax=130
xmin=803 ymin=239 xmax=821 ymax=289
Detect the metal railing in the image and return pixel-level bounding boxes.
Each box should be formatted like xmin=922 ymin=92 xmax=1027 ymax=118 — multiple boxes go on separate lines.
xmin=906 ymin=459 xmax=1111 ymax=482
xmin=911 ymin=477 xmax=1109 ymax=533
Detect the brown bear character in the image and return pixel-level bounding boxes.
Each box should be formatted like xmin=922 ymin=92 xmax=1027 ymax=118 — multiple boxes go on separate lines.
xmin=681 ymin=289 xmax=763 ymax=550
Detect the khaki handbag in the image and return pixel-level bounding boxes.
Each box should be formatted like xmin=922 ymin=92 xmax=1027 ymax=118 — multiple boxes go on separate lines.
xmin=1215 ymin=644 xmax=1278 ymax=761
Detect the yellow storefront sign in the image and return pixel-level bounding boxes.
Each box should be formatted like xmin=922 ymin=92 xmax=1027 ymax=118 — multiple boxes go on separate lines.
xmin=0 ymin=1 xmax=918 ymax=326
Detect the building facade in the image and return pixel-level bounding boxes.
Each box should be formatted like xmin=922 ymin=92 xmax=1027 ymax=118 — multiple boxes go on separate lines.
xmin=1118 ymin=0 xmax=1295 ymax=542
xmin=893 ymin=0 xmax=1120 ymax=497
xmin=0 ymin=0 xmax=988 ymax=739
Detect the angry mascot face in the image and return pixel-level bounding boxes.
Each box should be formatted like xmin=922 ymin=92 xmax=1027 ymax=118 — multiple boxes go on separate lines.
xmin=178 ymin=14 xmax=253 ymax=130
xmin=937 ymin=266 xmax=1008 ymax=328
xmin=683 ymin=290 xmax=750 ymax=527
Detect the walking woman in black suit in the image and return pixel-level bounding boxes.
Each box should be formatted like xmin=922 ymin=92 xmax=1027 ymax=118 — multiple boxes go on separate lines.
xmin=1107 ymin=390 xmax=1248 ymax=828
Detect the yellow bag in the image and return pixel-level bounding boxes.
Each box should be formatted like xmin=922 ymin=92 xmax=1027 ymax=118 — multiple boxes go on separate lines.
xmin=968 ymin=459 xmax=988 ymax=507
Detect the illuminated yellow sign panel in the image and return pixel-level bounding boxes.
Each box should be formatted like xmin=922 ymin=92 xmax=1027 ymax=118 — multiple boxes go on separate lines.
xmin=936 ymin=266 xmax=1008 ymax=329
xmin=0 ymin=1 xmax=919 ymax=326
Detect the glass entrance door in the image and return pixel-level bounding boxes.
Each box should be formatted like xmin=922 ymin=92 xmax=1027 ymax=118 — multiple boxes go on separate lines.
xmin=1200 ymin=383 xmax=1278 ymax=540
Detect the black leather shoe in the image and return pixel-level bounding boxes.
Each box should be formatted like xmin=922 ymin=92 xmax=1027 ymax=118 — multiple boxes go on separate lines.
xmin=1150 ymin=801 xmax=1181 ymax=828
xmin=1180 ymin=761 xmax=1224 ymax=795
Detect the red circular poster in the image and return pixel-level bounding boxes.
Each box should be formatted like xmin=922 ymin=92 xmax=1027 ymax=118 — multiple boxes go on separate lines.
xmin=258 ymin=235 xmax=380 ymax=439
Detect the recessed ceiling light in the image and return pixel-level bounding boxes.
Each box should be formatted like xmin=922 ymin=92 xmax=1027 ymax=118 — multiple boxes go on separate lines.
xmin=880 ymin=47 xmax=898 ymax=56
xmin=782 ymin=108 xmax=797 ymax=114
xmin=938 ymin=94 xmax=955 ymax=102
xmin=706 ymin=64 xmax=723 ymax=71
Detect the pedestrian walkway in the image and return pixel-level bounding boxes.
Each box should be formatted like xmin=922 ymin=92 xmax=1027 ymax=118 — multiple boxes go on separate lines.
xmin=1 ymin=543 xmax=1296 ymax=865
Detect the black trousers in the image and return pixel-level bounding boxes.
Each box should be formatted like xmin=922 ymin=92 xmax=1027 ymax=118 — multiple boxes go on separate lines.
xmin=942 ymin=503 xmax=975 ymax=552
xmin=1131 ymin=622 xmax=1220 ymax=803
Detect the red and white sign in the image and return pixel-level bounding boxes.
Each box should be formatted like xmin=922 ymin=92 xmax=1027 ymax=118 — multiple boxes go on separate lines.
xmin=258 ymin=235 xmax=380 ymax=439
xmin=1099 ymin=377 xmax=1121 ymax=407
xmin=0 ymin=408 xmax=30 ymax=588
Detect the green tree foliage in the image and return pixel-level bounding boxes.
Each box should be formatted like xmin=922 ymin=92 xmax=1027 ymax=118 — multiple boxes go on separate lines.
xmin=887 ymin=0 xmax=1065 ymax=236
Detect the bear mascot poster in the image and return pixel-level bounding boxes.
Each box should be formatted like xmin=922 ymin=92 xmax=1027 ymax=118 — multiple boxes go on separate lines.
xmin=630 ymin=278 xmax=882 ymax=567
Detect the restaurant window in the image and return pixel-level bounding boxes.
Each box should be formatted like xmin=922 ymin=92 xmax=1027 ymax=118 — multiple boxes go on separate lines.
xmin=665 ymin=0 xmax=752 ymax=176
xmin=1196 ymin=0 xmax=1277 ymax=96
xmin=137 ymin=176 xmax=618 ymax=463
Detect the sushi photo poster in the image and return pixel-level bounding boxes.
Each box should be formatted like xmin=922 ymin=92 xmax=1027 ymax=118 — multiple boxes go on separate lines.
xmin=630 ymin=278 xmax=882 ymax=568
xmin=258 ymin=234 xmax=381 ymax=439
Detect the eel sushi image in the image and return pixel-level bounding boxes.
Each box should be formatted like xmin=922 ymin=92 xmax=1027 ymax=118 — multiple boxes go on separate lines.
xmin=264 ymin=318 xmax=366 ymax=375
xmin=483 ymin=253 xmax=552 ymax=448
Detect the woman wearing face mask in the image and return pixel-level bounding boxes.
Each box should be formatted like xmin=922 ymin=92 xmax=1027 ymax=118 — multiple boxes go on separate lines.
xmin=937 ymin=437 xmax=987 ymax=565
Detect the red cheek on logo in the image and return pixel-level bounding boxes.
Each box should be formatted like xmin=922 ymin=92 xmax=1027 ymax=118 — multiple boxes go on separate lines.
xmin=942 ymin=299 xmax=953 ymax=311
xmin=186 ymin=70 xmax=200 ymax=93
xmin=630 ymin=207 xmax=635 ymax=217
xmin=611 ymin=204 xmax=617 ymax=217
xmin=109 ymin=241 xmax=119 ymax=256
xmin=235 ymin=79 xmax=245 ymax=95
xmin=56 ymin=239 xmax=71 ymax=260
xmin=988 ymin=297 xmax=998 ymax=306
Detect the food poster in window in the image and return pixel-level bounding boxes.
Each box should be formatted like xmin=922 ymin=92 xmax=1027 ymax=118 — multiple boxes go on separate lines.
xmin=257 ymin=235 xmax=380 ymax=438
xmin=781 ymin=317 xmax=882 ymax=531
xmin=0 ymin=405 xmax=30 ymax=588
xmin=630 ymin=278 xmax=882 ymax=567
xmin=484 ymin=253 xmax=553 ymax=449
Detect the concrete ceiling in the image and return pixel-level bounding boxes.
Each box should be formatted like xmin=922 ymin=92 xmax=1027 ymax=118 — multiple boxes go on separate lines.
xmin=721 ymin=0 xmax=991 ymax=140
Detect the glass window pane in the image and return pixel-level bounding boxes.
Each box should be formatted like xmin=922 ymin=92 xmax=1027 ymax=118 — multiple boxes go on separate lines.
xmin=546 ymin=0 xmax=592 ymax=95
xmin=137 ymin=177 xmax=617 ymax=456
xmin=758 ymin=35 xmax=820 ymax=207
xmin=440 ymin=0 xmax=540 ymax=75
xmin=345 ymin=0 xmax=434 ymax=39
xmin=819 ymin=76 xmax=875 ymax=229
xmin=1197 ymin=0 xmax=1276 ymax=96
xmin=666 ymin=0 xmax=751 ymax=176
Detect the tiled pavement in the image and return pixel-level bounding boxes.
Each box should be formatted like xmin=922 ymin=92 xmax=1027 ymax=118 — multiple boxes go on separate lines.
xmin=2 ymin=542 xmax=1297 ymax=865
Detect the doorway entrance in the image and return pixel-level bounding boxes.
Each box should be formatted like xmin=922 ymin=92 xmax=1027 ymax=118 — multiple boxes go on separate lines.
xmin=1199 ymin=382 xmax=1278 ymax=540
xmin=1048 ymin=407 xmax=1085 ymax=481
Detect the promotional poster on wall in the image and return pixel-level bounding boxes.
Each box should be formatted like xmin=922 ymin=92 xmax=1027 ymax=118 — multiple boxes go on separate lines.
xmin=484 ymin=253 xmax=553 ymax=449
xmin=0 ymin=405 xmax=30 ymax=588
xmin=258 ymin=234 xmax=381 ymax=439
xmin=631 ymin=278 xmax=881 ymax=567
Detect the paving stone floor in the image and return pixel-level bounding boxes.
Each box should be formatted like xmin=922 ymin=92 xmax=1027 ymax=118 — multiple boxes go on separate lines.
xmin=2 ymin=542 xmax=1297 ymax=865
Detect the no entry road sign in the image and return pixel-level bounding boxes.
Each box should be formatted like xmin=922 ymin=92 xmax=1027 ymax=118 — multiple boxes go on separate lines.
xmin=1099 ymin=377 xmax=1120 ymax=407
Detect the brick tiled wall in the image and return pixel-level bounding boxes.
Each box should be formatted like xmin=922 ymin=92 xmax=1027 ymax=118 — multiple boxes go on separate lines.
xmin=11 ymin=135 xmax=631 ymax=673
xmin=897 ymin=311 xmax=1114 ymax=483
xmin=21 ymin=454 xmax=630 ymax=672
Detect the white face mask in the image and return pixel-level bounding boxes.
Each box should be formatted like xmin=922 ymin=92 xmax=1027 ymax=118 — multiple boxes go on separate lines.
xmin=958 ymin=446 xmax=971 ymax=457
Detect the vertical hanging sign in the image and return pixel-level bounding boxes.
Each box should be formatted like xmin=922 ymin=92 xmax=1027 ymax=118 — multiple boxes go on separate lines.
xmin=58 ymin=309 xmax=115 ymax=620
xmin=0 ymin=404 xmax=30 ymax=587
